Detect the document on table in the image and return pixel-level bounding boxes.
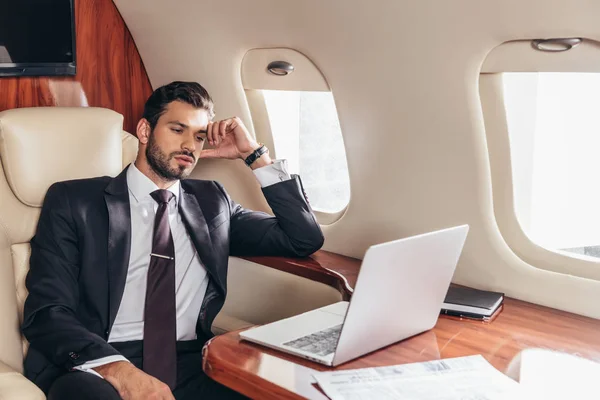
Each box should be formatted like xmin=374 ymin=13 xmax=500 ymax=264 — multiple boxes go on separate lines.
xmin=312 ymin=355 xmax=521 ymax=400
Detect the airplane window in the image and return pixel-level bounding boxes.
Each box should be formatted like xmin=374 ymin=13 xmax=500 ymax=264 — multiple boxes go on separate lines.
xmin=503 ymin=72 xmax=600 ymax=260
xmin=262 ymin=90 xmax=350 ymax=213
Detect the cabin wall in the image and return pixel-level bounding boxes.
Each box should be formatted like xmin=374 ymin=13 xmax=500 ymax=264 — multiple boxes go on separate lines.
xmin=113 ymin=0 xmax=600 ymax=318
xmin=0 ymin=0 xmax=152 ymax=134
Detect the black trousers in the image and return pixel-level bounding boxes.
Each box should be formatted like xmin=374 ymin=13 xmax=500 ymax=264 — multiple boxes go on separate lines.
xmin=47 ymin=339 xmax=247 ymax=400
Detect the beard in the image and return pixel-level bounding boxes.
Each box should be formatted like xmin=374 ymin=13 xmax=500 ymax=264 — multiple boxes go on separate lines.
xmin=146 ymin=132 xmax=195 ymax=181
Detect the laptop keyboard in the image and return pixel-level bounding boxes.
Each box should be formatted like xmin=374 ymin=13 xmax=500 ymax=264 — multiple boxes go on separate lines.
xmin=283 ymin=324 xmax=343 ymax=356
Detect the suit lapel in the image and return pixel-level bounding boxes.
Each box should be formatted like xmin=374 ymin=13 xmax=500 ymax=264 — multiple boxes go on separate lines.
xmin=178 ymin=188 xmax=225 ymax=294
xmin=104 ymin=167 xmax=132 ymax=332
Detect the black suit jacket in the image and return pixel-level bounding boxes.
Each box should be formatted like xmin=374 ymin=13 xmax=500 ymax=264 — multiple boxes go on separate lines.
xmin=21 ymin=166 xmax=324 ymax=393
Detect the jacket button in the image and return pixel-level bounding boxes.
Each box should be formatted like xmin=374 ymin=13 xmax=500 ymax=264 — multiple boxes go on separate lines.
xmin=69 ymin=352 xmax=79 ymax=360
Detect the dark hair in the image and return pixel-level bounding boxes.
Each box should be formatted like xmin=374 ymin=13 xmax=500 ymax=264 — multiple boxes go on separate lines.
xmin=142 ymin=81 xmax=215 ymax=130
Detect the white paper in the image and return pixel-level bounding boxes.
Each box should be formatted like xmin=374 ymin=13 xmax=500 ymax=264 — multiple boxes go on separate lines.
xmin=312 ymin=355 xmax=522 ymax=400
xmin=507 ymin=348 xmax=600 ymax=400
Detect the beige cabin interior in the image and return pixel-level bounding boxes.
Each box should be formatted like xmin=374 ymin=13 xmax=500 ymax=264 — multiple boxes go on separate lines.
xmin=113 ymin=0 xmax=600 ymax=318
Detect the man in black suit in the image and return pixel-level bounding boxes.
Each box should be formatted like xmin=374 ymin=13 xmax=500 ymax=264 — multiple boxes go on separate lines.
xmin=22 ymin=81 xmax=324 ymax=399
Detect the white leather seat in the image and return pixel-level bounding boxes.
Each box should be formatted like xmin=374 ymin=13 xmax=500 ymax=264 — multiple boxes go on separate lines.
xmin=0 ymin=107 xmax=138 ymax=399
xmin=0 ymin=106 xmax=342 ymax=399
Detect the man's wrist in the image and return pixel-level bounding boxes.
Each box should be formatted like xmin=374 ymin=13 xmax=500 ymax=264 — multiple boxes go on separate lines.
xmin=93 ymin=360 xmax=130 ymax=379
xmin=249 ymin=153 xmax=273 ymax=170
xmin=93 ymin=360 xmax=134 ymax=395
xmin=242 ymin=143 xmax=273 ymax=169
xmin=240 ymin=143 xmax=261 ymax=160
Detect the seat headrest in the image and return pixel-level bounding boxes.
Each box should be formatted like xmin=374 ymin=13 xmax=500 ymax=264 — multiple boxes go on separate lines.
xmin=0 ymin=107 xmax=134 ymax=207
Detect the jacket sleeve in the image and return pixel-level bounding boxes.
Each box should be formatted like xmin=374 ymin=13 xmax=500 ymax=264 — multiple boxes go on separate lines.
xmin=219 ymin=175 xmax=325 ymax=258
xmin=22 ymin=182 xmax=121 ymax=371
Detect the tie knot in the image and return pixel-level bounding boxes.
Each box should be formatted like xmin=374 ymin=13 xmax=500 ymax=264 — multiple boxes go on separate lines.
xmin=150 ymin=189 xmax=175 ymax=205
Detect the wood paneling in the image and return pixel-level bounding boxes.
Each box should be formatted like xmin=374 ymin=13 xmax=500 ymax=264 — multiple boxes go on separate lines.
xmin=0 ymin=0 xmax=152 ymax=134
xmin=206 ymin=252 xmax=600 ymax=399
xmin=242 ymin=251 xmax=358 ymax=300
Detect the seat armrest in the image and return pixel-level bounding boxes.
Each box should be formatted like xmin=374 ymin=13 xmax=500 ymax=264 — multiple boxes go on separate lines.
xmin=0 ymin=360 xmax=45 ymax=400
xmin=241 ymin=249 xmax=360 ymax=300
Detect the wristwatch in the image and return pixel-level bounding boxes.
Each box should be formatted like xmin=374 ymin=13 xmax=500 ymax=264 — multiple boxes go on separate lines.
xmin=244 ymin=144 xmax=269 ymax=166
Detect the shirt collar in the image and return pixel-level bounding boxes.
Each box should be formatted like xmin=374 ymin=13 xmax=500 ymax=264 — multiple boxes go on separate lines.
xmin=126 ymin=162 xmax=180 ymax=205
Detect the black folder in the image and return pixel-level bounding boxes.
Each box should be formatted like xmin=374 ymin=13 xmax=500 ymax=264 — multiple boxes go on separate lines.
xmin=441 ymin=286 xmax=504 ymax=319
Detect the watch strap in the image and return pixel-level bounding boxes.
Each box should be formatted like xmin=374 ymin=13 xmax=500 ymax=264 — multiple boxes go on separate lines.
xmin=244 ymin=144 xmax=269 ymax=166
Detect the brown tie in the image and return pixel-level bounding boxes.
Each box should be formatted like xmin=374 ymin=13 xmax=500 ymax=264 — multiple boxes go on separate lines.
xmin=143 ymin=189 xmax=177 ymax=389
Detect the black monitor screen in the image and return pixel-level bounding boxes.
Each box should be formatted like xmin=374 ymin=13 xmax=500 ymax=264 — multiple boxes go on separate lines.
xmin=0 ymin=0 xmax=75 ymax=66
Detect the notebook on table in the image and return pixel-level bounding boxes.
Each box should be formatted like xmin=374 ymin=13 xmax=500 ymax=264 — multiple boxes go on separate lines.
xmin=441 ymin=286 xmax=504 ymax=320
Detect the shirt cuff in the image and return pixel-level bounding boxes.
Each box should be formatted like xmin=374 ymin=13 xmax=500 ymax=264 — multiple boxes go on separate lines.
xmin=72 ymin=355 xmax=130 ymax=379
xmin=252 ymin=159 xmax=293 ymax=188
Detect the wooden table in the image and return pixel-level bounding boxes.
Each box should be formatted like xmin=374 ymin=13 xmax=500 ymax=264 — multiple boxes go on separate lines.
xmin=202 ymin=251 xmax=600 ymax=399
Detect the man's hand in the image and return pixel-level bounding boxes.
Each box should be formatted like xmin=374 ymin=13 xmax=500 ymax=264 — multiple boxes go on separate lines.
xmin=200 ymin=117 xmax=272 ymax=168
xmin=94 ymin=361 xmax=174 ymax=400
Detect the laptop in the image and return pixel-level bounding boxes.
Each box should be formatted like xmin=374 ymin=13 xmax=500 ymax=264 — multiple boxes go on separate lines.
xmin=239 ymin=224 xmax=469 ymax=366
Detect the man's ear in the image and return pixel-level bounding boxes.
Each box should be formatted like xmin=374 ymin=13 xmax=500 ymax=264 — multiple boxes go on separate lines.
xmin=136 ymin=119 xmax=151 ymax=144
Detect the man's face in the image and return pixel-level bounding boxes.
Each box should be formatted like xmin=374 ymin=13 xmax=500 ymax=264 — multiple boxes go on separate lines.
xmin=144 ymin=101 xmax=209 ymax=181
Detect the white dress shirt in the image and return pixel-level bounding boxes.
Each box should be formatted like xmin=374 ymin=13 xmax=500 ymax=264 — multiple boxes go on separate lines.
xmin=75 ymin=160 xmax=291 ymax=378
